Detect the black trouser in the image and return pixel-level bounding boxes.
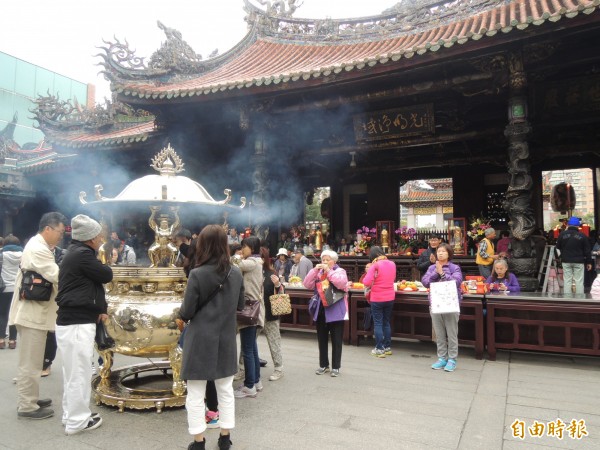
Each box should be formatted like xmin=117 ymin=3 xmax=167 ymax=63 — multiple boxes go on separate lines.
xmin=205 ymin=380 xmax=218 ymax=412
xmin=43 ymin=331 xmax=57 ymax=370
xmin=316 ymin=306 xmax=344 ymax=370
xmin=0 ymin=291 xmax=17 ymax=341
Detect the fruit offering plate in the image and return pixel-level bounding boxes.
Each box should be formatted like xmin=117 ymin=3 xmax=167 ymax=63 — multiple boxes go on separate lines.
xmin=396 ymin=281 xmax=427 ymax=292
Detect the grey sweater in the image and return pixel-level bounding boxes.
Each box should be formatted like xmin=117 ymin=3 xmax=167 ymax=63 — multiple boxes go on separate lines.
xmin=238 ymin=256 xmax=265 ymax=328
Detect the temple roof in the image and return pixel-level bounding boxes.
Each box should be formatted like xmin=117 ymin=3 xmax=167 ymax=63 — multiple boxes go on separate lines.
xmin=46 ymin=121 xmax=156 ymax=149
xmin=98 ymin=0 xmax=600 ymax=101
xmin=0 ymin=114 xmax=76 ymax=174
xmin=31 ymin=94 xmax=158 ymax=150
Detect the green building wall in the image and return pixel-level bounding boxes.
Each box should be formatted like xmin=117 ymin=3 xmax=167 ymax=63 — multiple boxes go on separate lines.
xmin=0 ymin=51 xmax=89 ymax=146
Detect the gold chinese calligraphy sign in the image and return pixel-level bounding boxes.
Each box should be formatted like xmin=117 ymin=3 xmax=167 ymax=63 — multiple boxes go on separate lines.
xmin=353 ymin=104 xmax=435 ymax=142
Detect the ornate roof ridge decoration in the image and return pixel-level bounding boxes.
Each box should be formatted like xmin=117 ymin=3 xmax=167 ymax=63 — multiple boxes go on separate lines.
xmin=46 ymin=121 xmax=157 ymax=150
xmin=32 ymin=92 xmax=153 ymax=133
xmin=0 ymin=112 xmax=19 ymax=159
xmin=150 ymin=143 xmax=184 ymax=174
xmin=244 ymin=0 xmax=506 ymax=43
xmin=110 ymin=0 xmax=600 ymax=100
xmin=97 ymin=21 xmax=256 ymax=82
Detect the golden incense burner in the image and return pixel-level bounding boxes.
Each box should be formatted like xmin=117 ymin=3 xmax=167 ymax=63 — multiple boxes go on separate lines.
xmin=80 ymin=144 xmax=245 ymax=412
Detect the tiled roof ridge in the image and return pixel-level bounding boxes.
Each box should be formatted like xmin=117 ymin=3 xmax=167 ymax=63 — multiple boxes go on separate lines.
xmin=246 ymin=0 xmax=506 ymax=44
xmin=45 ymin=121 xmax=157 ymax=149
xmin=113 ymin=0 xmax=600 ymax=99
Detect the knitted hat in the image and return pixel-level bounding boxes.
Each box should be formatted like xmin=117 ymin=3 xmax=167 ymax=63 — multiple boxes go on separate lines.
xmin=71 ymin=214 xmax=102 ymax=242
xmin=567 ymin=216 xmax=581 ymax=226
xmin=484 ymin=227 xmax=496 ymax=237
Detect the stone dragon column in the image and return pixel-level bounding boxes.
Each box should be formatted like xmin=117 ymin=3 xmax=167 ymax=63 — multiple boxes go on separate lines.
xmin=503 ymin=51 xmax=538 ymax=290
xmin=251 ymin=133 xmax=270 ymax=241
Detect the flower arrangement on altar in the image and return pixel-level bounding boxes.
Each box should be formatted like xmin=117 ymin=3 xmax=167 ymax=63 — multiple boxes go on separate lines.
xmin=467 ymin=216 xmax=491 ymax=241
xmin=394 ymin=226 xmax=417 ymax=251
xmin=290 ymin=225 xmax=307 ymax=246
xmin=354 ymin=226 xmax=376 ymax=253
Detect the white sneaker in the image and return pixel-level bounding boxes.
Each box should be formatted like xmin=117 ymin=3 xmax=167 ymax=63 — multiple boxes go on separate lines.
xmin=255 ymin=380 xmax=263 ymax=392
xmin=233 ymin=385 xmax=257 ymax=398
xmin=233 ymin=369 xmax=245 ymax=381
xmin=269 ymin=370 xmax=284 ymax=381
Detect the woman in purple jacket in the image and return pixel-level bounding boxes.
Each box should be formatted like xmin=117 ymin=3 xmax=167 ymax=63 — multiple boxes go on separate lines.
xmin=303 ymin=250 xmax=348 ymax=377
xmin=421 ymin=243 xmax=463 ymax=372
xmin=485 ymin=259 xmax=521 ymax=292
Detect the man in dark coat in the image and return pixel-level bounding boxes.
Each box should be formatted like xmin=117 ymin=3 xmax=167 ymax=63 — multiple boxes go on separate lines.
xmin=417 ymin=235 xmax=442 ymax=276
xmin=55 ymin=214 xmax=113 ymax=435
xmin=556 ymin=216 xmax=592 ymax=294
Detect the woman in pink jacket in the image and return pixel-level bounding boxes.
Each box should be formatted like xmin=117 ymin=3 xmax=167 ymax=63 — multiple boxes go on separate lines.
xmin=363 ymin=246 xmax=397 ymax=358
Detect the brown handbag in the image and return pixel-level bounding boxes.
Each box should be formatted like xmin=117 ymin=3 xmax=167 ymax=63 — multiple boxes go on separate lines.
xmin=236 ymin=297 xmax=261 ymax=326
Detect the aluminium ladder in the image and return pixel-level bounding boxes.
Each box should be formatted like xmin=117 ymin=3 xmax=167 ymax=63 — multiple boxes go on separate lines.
xmin=537 ymin=245 xmax=560 ymax=293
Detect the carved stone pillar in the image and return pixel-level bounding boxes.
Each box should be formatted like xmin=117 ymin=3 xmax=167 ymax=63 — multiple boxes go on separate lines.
xmin=503 ymin=52 xmax=538 ymax=290
xmin=251 ymin=133 xmax=269 ymax=241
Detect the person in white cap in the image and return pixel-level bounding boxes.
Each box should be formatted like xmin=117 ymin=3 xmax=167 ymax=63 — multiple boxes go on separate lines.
xmin=9 ymin=212 xmax=67 ymax=420
xmin=273 ymin=248 xmax=292 ymax=282
xmin=55 ymin=214 xmax=113 ymax=435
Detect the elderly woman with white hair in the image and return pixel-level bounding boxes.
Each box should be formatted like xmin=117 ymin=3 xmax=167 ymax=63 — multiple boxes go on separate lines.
xmin=303 ymin=249 xmax=349 ymax=377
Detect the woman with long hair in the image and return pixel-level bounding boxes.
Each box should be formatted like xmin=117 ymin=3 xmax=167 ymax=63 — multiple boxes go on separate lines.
xmin=235 ymin=236 xmax=265 ymax=398
xmin=0 ymin=234 xmax=23 ymax=350
xmin=486 ymin=258 xmax=520 ymax=292
xmin=260 ymin=246 xmax=284 ymax=381
xmin=362 ymin=246 xmax=397 ymax=358
xmin=180 ymin=224 xmax=245 ymax=450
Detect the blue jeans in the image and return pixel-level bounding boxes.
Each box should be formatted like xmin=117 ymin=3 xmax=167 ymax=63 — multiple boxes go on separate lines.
xmin=370 ymin=301 xmax=394 ymax=350
xmin=239 ymin=326 xmax=260 ymax=388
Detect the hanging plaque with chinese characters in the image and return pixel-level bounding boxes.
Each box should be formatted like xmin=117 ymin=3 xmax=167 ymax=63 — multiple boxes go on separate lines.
xmin=353 ymin=104 xmax=435 ymax=142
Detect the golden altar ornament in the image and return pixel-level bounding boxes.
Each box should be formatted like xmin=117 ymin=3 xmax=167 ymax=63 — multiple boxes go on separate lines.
xmin=80 ymin=144 xmax=245 ymax=412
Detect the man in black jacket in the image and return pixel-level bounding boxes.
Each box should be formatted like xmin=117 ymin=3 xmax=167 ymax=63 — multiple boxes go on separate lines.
xmin=55 ymin=215 xmax=113 ymax=436
xmin=556 ymin=216 xmax=592 ymax=294
xmin=417 ymin=235 xmax=442 ymax=276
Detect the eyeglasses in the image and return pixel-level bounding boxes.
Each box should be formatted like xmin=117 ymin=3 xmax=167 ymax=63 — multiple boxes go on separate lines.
xmin=48 ymin=226 xmax=65 ymax=235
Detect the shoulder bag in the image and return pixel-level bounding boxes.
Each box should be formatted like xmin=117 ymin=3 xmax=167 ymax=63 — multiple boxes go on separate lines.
xmin=179 ymin=267 xmax=232 ymax=347
xmin=364 ymin=263 xmax=378 ymax=302
xmin=237 ymin=297 xmax=261 ymax=326
xmin=20 ymin=270 xmax=53 ymax=301
xmin=316 ymin=272 xmax=345 ymax=307
xmin=269 ymin=285 xmax=292 ymax=316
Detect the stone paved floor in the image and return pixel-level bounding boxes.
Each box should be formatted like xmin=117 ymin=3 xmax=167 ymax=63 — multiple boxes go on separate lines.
xmin=1 ymin=331 xmax=599 ymax=449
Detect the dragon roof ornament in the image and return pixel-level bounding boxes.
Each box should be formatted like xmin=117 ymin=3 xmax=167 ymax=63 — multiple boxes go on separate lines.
xmin=97 ymin=21 xmax=225 ymax=82
xmin=32 ymin=93 xmax=152 ymax=133
xmin=244 ymin=0 xmax=506 ymax=42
